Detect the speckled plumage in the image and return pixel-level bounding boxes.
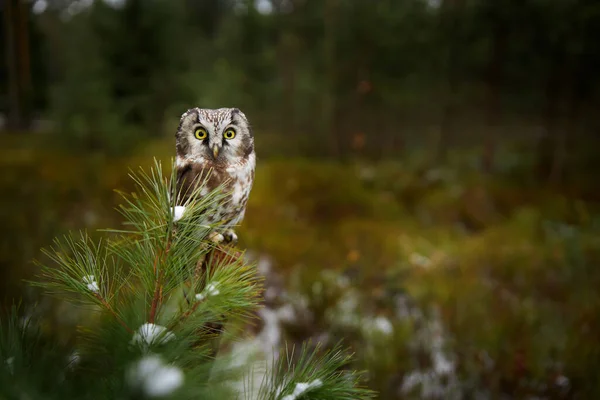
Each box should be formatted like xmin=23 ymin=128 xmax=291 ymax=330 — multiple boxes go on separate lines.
xmin=175 ymin=108 xmax=255 ymax=241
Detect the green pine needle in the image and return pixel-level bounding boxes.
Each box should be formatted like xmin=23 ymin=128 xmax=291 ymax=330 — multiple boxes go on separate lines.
xmin=256 ymin=341 xmax=376 ymax=400
xmin=6 ymin=158 xmax=375 ymax=398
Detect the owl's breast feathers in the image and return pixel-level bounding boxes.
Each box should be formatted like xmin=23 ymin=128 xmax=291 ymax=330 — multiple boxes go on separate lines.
xmin=176 ymin=153 xmax=255 ymax=228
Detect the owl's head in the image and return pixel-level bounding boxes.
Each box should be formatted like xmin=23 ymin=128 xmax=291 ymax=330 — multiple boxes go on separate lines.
xmin=176 ymin=108 xmax=254 ymax=164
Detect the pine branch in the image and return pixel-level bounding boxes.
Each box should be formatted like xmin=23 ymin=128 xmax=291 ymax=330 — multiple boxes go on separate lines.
xmin=148 ymin=242 xmax=170 ymax=324
xmin=14 ymin=158 xmax=375 ymax=398
xmin=92 ymin=292 xmax=133 ymax=334
xmin=255 ymin=341 xmax=376 ymax=400
xmin=31 ymin=233 xmax=130 ymax=323
xmin=0 ymin=305 xmax=75 ymax=399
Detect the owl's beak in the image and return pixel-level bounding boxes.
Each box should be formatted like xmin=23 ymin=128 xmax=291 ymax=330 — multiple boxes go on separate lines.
xmin=212 ymin=144 xmax=220 ymax=158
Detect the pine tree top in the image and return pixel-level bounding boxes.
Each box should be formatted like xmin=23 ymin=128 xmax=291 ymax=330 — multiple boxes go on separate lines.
xmin=1 ymin=159 xmax=375 ymax=399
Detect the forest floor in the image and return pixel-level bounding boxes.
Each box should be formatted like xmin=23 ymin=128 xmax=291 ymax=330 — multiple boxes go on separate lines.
xmin=1 ymin=134 xmax=599 ymax=399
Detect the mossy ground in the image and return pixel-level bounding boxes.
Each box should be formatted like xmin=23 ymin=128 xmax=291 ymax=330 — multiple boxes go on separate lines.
xmin=1 ymin=135 xmax=599 ymax=398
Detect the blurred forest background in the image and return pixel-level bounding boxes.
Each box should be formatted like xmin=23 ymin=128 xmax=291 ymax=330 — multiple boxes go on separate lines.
xmin=2 ymin=0 xmax=600 ymax=398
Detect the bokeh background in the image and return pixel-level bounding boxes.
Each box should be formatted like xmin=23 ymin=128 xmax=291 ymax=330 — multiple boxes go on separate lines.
xmin=2 ymin=0 xmax=600 ymax=398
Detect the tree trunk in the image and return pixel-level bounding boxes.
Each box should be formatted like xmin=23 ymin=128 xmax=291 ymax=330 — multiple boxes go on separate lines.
xmin=482 ymin=7 xmax=508 ymax=173
xmin=271 ymin=0 xmax=296 ymax=130
xmin=3 ymin=0 xmax=31 ymax=131
xmin=276 ymin=27 xmax=297 ymax=133
xmin=4 ymin=0 xmax=21 ymax=131
xmin=323 ymin=0 xmax=340 ymax=158
xmin=18 ymin=0 xmax=31 ymax=110
xmin=537 ymin=59 xmax=566 ymax=184
xmin=436 ymin=0 xmax=463 ymax=164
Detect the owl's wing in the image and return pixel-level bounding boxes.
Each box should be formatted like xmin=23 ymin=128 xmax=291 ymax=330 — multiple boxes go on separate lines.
xmin=176 ymin=164 xmax=196 ymax=206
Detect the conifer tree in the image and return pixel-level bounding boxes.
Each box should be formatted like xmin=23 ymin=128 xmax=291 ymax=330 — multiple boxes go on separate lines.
xmin=0 ymin=160 xmax=375 ymax=400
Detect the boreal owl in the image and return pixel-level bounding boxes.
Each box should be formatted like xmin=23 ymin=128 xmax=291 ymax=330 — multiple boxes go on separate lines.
xmin=175 ymin=108 xmax=255 ymax=244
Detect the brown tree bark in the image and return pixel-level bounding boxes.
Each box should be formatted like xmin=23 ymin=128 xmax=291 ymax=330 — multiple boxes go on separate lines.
xmin=436 ymin=0 xmax=464 ymax=164
xmin=276 ymin=24 xmax=298 ymax=133
xmin=482 ymin=8 xmax=508 ymax=173
xmin=537 ymin=56 xmax=569 ymax=185
xmin=3 ymin=0 xmax=32 ymax=131
xmin=4 ymin=0 xmax=20 ymax=130
xmin=323 ymin=0 xmax=340 ymax=158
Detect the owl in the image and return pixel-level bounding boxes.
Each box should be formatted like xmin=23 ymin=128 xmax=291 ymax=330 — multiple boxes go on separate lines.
xmin=175 ymin=107 xmax=256 ymax=244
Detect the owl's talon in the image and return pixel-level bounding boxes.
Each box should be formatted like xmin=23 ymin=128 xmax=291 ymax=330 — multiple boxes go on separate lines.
xmin=208 ymin=231 xmax=225 ymax=244
xmin=223 ymin=229 xmax=238 ymax=244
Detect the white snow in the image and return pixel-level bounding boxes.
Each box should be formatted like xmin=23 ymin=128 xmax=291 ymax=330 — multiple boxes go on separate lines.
xmin=328 ymin=289 xmax=361 ymax=328
xmin=195 ymin=282 xmax=220 ymax=301
xmin=68 ymin=351 xmax=81 ymax=369
xmin=103 ymin=0 xmax=125 ymax=9
xmin=425 ymin=0 xmax=441 ymax=9
xmin=127 ymin=354 xmax=184 ymax=397
xmin=131 ymin=323 xmax=175 ymax=349
xmin=82 ymin=275 xmax=99 ymax=293
xmin=281 ymin=379 xmax=323 ymax=400
xmin=373 ymin=316 xmax=394 ymax=336
xmin=32 ymin=0 xmax=48 ymax=14
xmin=400 ymin=307 xmax=459 ymax=399
xmin=172 ymin=206 xmax=186 ymax=222
xmin=255 ymin=0 xmax=273 ymax=14
xmin=5 ymin=357 xmax=14 ymax=375
xmin=360 ymin=315 xmax=394 ymax=338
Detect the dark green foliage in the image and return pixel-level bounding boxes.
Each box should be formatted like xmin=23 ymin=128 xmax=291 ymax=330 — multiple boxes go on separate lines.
xmin=44 ymin=0 xmax=192 ymax=154
xmin=18 ymin=0 xmax=600 ymax=164
xmin=257 ymin=342 xmax=374 ymax=400
xmin=0 ymin=305 xmax=71 ymax=399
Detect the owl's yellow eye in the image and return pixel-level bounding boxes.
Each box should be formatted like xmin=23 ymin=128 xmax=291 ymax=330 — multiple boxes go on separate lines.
xmin=224 ymin=129 xmax=236 ymax=140
xmin=194 ymin=127 xmax=207 ymax=140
